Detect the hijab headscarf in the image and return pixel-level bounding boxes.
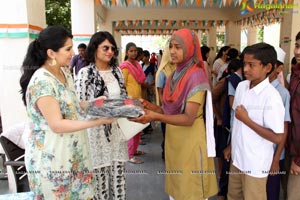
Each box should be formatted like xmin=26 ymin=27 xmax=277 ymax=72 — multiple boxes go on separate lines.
xmin=155 ymin=45 xmax=176 ymax=105
xmin=162 ymin=28 xmax=209 ymax=114
xmin=162 ymin=28 xmax=215 ymax=157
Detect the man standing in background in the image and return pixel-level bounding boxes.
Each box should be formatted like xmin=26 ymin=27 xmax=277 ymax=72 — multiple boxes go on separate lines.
xmin=70 ymin=43 xmax=87 ymax=77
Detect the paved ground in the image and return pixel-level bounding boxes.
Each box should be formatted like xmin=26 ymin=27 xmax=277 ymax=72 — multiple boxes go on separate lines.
xmin=125 ymin=122 xmax=169 ymax=200
xmin=0 ymin=122 xmax=285 ymax=199
xmin=125 ymin=122 xmax=219 ymax=200
xmin=0 ymin=122 xmax=218 ymax=199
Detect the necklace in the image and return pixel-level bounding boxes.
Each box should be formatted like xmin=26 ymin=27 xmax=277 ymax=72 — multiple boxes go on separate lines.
xmin=43 ymin=66 xmax=67 ymax=86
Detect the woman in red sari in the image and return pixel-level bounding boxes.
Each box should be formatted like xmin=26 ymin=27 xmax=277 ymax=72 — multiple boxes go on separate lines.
xmin=132 ymin=28 xmax=218 ymax=200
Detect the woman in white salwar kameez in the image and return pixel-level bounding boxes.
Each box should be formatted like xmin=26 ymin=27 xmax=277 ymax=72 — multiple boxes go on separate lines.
xmin=75 ymin=31 xmax=128 ymax=200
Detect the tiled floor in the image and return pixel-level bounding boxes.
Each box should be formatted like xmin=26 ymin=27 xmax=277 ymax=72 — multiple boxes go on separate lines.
xmin=125 ymin=123 xmax=169 ymax=200
xmin=0 ymin=123 xmax=218 ymax=199
xmin=0 ymin=123 xmax=285 ymax=199
xmin=125 ymin=122 xmax=218 ymax=200
xmin=0 ymin=174 xmax=8 ymax=194
xmin=0 ymin=179 xmax=8 ymax=195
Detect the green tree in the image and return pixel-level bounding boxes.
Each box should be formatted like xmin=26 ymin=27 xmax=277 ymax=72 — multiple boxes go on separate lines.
xmin=201 ymin=34 xmax=207 ymax=46
xmin=153 ymin=36 xmax=170 ymax=50
xmin=45 ymin=0 xmax=71 ymax=31
xmin=257 ymin=26 xmax=264 ymax=42
xmin=216 ymin=32 xmax=225 ymax=52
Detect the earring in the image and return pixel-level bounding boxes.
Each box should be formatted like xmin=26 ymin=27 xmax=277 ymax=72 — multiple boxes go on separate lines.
xmin=48 ymin=58 xmax=57 ymax=66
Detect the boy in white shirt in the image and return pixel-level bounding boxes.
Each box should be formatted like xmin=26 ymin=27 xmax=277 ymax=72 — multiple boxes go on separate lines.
xmin=228 ymin=43 xmax=285 ymax=200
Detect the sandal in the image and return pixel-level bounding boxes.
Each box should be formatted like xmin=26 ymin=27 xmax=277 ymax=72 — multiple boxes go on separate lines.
xmin=128 ymin=157 xmax=144 ymax=164
xmin=134 ymin=150 xmax=146 ymax=156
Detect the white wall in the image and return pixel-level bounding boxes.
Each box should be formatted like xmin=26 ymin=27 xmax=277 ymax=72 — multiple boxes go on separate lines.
xmin=0 ymin=0 xmax=45 ymax=131
xmin=264 ymin=23 xmax=280 ymax=47
xmin=0 ymin=0 xmax=46 ymax=192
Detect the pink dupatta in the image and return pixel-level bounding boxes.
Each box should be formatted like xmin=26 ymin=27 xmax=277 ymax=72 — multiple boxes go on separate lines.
xmin=119 ymin=60 xmax=146 ymax=84
xmin=163 ymin=28 xmax=209 ymax=115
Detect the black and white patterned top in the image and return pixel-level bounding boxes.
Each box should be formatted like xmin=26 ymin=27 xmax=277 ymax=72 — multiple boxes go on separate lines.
xmin=75 ymin=63 xmax=127 ymax=100
xmin=75 ymin=63 xmax=128 ymax=168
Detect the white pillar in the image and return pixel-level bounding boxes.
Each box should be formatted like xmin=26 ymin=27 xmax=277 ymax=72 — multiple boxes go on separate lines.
xmin=280 ymin=11 xmax=300 ymax=79
xmin=0 ymin=0 xmax=45 ymax=130
xmin=99 ymin=19 xmax=113 ymax=34
xmin=247 ymin=26 xmax=257 ymax=45
xmin=95 ymin=3 xmax=111 ymax=33
xmin=113 ymin=31 xmax=122 ymax=64
xmin=225 ymin=21 xmax=241 ymax=50
xmin=71 ymin=0 xmax=96 ymax=53
xmin=0 ymin=0 xmax=46 ymax=193
xmin=207 ymin=28 xmax=217 ymax=66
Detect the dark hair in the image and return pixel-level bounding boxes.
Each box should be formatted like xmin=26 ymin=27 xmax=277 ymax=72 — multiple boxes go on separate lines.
xmin=296 ymin=31 xmax=300 ymax=41
xmin=228 ymin=58 xmax=243 ymax=73
xmin=276 ymin=61 xmax=283 ymax=66
xmin=137 ymin=47 xmax=143 ymax=58
xmin=20 ymin=25 xmax=73 ymax=106
xmin=77 ymin=43 xmax=87 ymax=49
xmin=143 ymin=50 xmax=150 ymax=58
xmin=291 ymin=57 xmax=297 ymax=65
xmin=124 ymin=42 xmax=137 ymax=61
xmin=239 ymin=46 xmax=251 ymax=79
xmin=219 ymin=58 xmax=244 ymax=81
xmin=226 ymin=48 xmax=239 ymax=62
xmin=243 ymin=42 xmax=276 ymax=76
xmin=201 ymin=45 xmax=210 ymax=62
xmin=239 ymin=46 xmax=250 ymax=61
xmin=214 ymin=46 xmax=230 ymax=62
xmin=86 ymin=31 xmax=118 ymax=65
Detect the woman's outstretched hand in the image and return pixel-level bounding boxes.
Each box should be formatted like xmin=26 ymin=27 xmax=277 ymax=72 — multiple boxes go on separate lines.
xmin=139 ymin=99 xmax=163 ymax=113
xmin=129 ymin=109 xmax=154 ymax=124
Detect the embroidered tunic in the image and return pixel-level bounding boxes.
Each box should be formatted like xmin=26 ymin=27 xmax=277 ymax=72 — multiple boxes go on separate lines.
xmin=75 ymin=64 xmax=128 ymax=168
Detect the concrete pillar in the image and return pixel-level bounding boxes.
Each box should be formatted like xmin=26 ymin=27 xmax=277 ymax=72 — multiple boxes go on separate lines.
xmin=225 ymin=21 xmax=241 ymax=50
xmin=99 ymin=19 xmax=113 ymax=34
xmin=207 ymin=28 xmax=217 ymax=66
xmin=71 ymin=0 xmax=95 ymax=53
xmin=280 ymin=11 xmax=300 ymax=79
xmin=196 ymin=30 xmax=202 ymax=45
xmin=113 ymin=30 xmax=122 ymax=64
xmin=0 ymin=0 xmax=46 ymax=193
xmin=0 ymin=0 xmax=45 ymax=130
xmin=247 ymin=26 xmax=257 ymax=45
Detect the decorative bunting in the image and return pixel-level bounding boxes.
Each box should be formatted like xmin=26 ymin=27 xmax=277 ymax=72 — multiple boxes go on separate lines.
xmin=234 ymin=9 xmax=283 ymax=27
xmin=116 ymin=28 xmax=204 ymax=35
xmin=113 ymin=19 xmax=231 ymax=35
xmin=96 ymin=0 xmax=263 ymax=7
xmin=195 ymin=0 xmax=201 ymax=6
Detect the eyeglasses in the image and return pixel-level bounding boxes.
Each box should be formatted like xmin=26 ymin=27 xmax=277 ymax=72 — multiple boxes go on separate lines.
xmin=99 ymin=45 xmax=117 ymax=52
